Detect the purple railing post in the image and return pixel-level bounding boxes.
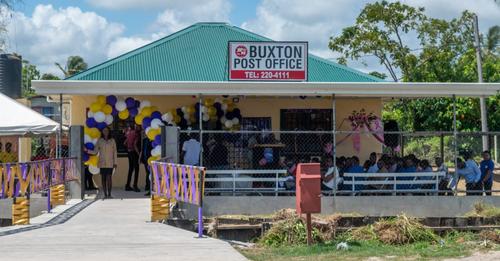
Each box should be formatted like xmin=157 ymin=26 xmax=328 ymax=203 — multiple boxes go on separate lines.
xmin=47 ymin=161 xmax=51 ymax=213
xmin=197 ymin=168 xmax=204 ymax=238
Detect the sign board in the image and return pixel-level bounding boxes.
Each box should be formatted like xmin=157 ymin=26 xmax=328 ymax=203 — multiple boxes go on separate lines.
xmin=228 ymin=41 xmax=308 ymax=81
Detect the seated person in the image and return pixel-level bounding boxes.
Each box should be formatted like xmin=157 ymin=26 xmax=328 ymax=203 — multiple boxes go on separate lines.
xmin=418 ymin=159 xmax=434 ymax=189
xmin=397 ymin=156 xmax=416 ymax=190
xmin=346 ymin=156 xmax=364 ymax=191
xmin=435 ymin=157 xmax=452 ymax=194
xmin=321 ymin=157 xmax=342 ymax=191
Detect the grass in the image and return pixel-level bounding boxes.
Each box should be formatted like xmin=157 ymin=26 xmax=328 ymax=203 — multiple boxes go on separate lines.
xmin=466 ymin=202 xmax=500 ymax=218
xmin=239 ymin=231 xmax=499 ymax=261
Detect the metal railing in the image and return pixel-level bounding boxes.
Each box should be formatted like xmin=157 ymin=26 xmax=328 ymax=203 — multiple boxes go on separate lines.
xmin=342 ymin=172 xmax=445 ymax=195
xmin=0 ymin=157 xmax=79 ymax=203
xmin=205 ymin=169 xmax=288 ymax=196
xmin=150 ymin=160 xmax=206 ymax=237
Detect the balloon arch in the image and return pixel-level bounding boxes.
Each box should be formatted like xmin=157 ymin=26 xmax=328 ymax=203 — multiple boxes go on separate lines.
xmin=83 ymin=95 xmax=242 ymax=174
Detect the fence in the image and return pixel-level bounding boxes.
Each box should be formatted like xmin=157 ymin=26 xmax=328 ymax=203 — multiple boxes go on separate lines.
xmin=150 ymin=160 xmax=206 ymax=237
xmin=0 ymin=157 xmax=79 ymax=224
xmin=176 ymin=129 xmax=499 ymax=196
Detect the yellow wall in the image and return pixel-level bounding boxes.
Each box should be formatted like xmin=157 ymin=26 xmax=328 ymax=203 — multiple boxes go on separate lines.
xmin=70 ymin=95 xmax=382 ymax=188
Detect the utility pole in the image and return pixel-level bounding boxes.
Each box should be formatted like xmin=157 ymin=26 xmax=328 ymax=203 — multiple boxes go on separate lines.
xmin=473 ymin=14 xmax=489 ymax=151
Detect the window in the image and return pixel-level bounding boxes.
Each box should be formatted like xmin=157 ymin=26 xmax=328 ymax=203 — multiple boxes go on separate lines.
xmin=280 ymin=109 xmax=332 ymax=131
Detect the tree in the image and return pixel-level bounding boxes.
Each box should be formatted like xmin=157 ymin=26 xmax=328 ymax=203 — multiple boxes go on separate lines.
xmin=41 ymin=73 xmax=60 ymax=80
xmin=0 ymin=0 xmax=20 ymax=51
xmin=55 ymin=56 xmax=88 ymax=78
xmin=329 ymin=1 xmax=500 ymax=131
xmin=21 ymin=59 xmax=40 ymax=97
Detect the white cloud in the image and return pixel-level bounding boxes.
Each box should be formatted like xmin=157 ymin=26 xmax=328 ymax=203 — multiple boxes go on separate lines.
xmin=87 ymin=0 xmax=176 ymax=10
xmin=6 ymin=5 xmax=124 ymax=76
xmin=105 ymin=0 xmax=231 ymax=59
xmin=152 ymin=0 xmax=231 ymax=34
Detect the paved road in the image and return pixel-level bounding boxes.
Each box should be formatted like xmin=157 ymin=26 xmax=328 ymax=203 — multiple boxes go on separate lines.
xmin=0 ymin=197 xmax=247 ymax=261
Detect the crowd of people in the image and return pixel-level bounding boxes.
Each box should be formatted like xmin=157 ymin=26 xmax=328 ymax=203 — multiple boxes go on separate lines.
xmin=275 ymin=151 xmax=495 ymax=196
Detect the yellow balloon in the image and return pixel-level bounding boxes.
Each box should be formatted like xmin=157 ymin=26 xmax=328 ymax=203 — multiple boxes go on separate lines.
xmin=174 ymin=115 xmax=181 ymax=124
xmin=207 ymin=107 xmax=216 ymax=117
xmin=97 ymin=95 xmax=106 ymax=105
xmin=147 ymin=129 xmax=160 ymax=140
xmin=141 ymin=106 xmax=152 ymax=117
xmin=186 ymin=106 xmax=195 ymax=115
xmin=90 ymin=102 xmax=102 ymax=113
xmin=102 ymin=104 xmax=113 ymax=115
xmin=147 ymin=156 xmax=160 ymax=165
xmin=170 ymin=109 xmax=177 ymax=116
xmin=135 ymin=114 xmax=144 ymax=126
xmin=88 ymin=155 xmax=98 ymax=166
xmin=204 ymin=98 xmax=214 ymax=107
xmin=84 ymin=126 xmax=91 ymax=135
xmin=89 ymin=128 xmax=101 ymax=139
xmin=118 ymin=109 xmax=129 ymax=120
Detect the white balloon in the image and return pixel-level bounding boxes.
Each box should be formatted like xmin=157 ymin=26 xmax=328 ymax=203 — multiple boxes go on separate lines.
xmin=151 ymin=118 xmax=164 ymax=129
xmin=89 ymin=165 xmax=100 ymax=175
xmin=151 ymin=145 xmax=161 ymax=156
xmin=115 ymin=100 xmax=126 ymax=112
xmin=201 ymin=106 xmax=208 ymax=114
xmin=225 ymin=120 xmax=233 ymax=128
xmin=202 ymin=114 xmax=210 ymax=122
xmin=87 ymin=111 xmax=94 ymax=118
xmin=183 ymin=114 xmax=190 ymax=120
xmin=105 ymin=114 xmax=114 ymax=125
xmin=94 ymin=111 xmax=106 ymax=123
xmin=92 ymin=138 xmax=98 ymax=145
xmin=140 ymin=100 xmax=151 ymax=109
xmin=220 ymin=116 xmax=227 ymax=124
xmin=221 ymin=104 xmax=228 ymax=111
xmin=232 ymin=117 xmax=239 ymax=125
xmin=181 ymin=106 xmax=187 ymax=113
xmin=145 ymin=127 xmax=151 ymax=135
xmin=162 ymin=112 xmax=172 ymax=122
xmin=214 ymin=97 xmax=222 ymax=103
xmin=84 ymin=134 xmax=92 ymax=144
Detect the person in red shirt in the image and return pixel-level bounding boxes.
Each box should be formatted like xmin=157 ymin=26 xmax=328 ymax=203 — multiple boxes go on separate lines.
xmin=124 ymin=124 xmax=141 ymax=192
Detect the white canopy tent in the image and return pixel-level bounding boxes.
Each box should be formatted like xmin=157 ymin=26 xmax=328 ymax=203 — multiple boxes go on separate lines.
xmin=0 ymin=92 xmax=60 ymax=136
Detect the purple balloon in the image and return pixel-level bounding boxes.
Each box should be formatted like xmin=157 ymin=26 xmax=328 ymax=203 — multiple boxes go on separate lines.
xmin=129 ymin=107 xmax=138 ymax=117
xmin=96 ymin=122 xmax=107 ymax=130
xmin=86 ymin=117 xmax=97 ymax=128
xmin=85 ymin=142 xmax=94 ymax=150
xmin=83 ymin=153 xmax=89 ymax=162
xmin=154 ymin=134 xmax=161 ymax=145
xmin=111 ymin=107 xmax=118 ymax=116
xmin=135 ymin=100 xmax=141 ymax=108
xmin=142 ymin=117 xmax=152 ymax=128
xmin=125 ymin=97 xmax=135 ymax=108
xmin=151 ymin=111 xmax=162 ymax=119
xmin=106 ymin=95 xmax=117 ymax=106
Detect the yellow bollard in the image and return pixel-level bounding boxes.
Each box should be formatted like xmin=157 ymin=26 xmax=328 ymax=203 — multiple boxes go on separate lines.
xmin=151 ymin=195 xmax=170 ymax=222
xmin=12 ymin=197 xmax=30 ymax=225
xmin=50 ymin=184 xmax=65 ymax=207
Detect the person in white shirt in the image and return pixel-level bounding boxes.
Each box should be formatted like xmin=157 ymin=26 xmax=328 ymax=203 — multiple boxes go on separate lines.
xmin=464 ymin=152 xmax=481 ymax=184
xmin=435 ymin=157 xmax=451 ymax=195
xmin=181 ymin=133 xmax=201 ymax=166
xmin=366 ymin=152 xmax=379 ymax=173
xmin=321 ymin=158 xmax=342 ymax=191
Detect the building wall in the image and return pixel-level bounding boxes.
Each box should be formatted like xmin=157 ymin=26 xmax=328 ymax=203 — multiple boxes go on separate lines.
xmin=69 ymin=95 xmax=383 ymax=188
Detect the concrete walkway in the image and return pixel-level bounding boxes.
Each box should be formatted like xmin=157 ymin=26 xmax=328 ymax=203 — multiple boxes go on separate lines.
xmin=0 ymin=196 xmax=247 ymax=261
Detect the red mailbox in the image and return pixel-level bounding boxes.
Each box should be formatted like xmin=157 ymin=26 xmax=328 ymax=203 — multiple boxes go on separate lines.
xmin=295 ymin=163 xmax=321 ymax=214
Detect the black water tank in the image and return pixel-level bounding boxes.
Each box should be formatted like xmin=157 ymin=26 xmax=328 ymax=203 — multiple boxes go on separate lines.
xmin=0 ymin=54 xmax=22 ymax=99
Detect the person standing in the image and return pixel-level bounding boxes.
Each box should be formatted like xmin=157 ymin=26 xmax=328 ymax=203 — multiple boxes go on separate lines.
xmin=93 ymin=127 xmax=117 ymax=199
xmin=480 ymin=150 xmax=494 ymax=196
xmin=124 ymin=125 xmax=140 ymax=192
xmin=181 ymin=133 xmax=201 ymax=166
xmin=464 ymin=152 xmax=482 ymax=194
xmin=456 ymin=158 xmax=480 ymax=196
xmin=140 ymin=133 xmax=152 ymax=196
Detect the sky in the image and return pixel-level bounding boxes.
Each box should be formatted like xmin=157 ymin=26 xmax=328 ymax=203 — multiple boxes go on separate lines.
xmin=3 ymin=0 xmax=500 ymax=77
